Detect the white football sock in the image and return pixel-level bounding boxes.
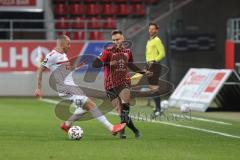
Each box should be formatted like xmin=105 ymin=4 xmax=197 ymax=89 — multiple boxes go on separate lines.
xmin=90 ymin=107 xmax=113 ymax=131
xmin=65 ymin=113 xmax=84 ymax=126
xmin=96 ymin=115 xmax=113 ymax=131
xmin=65 ymin=106 xmax=87 ymax=127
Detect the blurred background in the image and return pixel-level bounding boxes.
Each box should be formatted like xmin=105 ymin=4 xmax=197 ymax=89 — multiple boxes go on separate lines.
xmin=0 ymin=0 xmax=239 ymax=111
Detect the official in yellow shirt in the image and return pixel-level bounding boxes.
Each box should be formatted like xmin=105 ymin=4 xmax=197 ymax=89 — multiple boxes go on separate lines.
xmin=146 ymin=35 xmax=165 ymax=63
xmin=145 ymin=22 xmax=166 ymax=118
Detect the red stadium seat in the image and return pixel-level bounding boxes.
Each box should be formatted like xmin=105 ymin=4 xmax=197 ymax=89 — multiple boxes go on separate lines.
xmin=89 ymin=31 xmax=104 ymax=40
xmin=86 ymin=4 xmax=99 ymax=16
xmin=57 ymin=31 xmax=71 ymax=37
xmin=84 ymin=0 xmax=98 ymax=3
xmin=69 ymin=4 xmax=84 ymax=16
xmin=65 ymin=32 xmax=71 ymax=37
xmin=73 ymin=32 xmax=86 ymax=40
xmin=116 ymin=4 xmax=130 ymax=16
xmin=52 ymin=0 xmax=156 ymax=40
xmin=101 ymin=0 xmax=112 ymax=3
xmin=131 ymin=4 xmax=145 ymax=16
xmin=96 ymin=31 xmax=104 ymax=40
xmin=54 ymin=4 xmax=68 ymax=16
xmin=69 ymin=0 xmax=81 ymax=2
xmin=55 ymin=17 xmax=69 ymax=29
xmin=130 ymin=0 xmax=142 ymax=3
xmin=71 ymin=17 xmax=85 ymax=29
xmin=103 ymin=17 xmax=117 ymax=29
xmin=144 ymin=0 xmax=159 ymax=4
xmin=89 ymin=31 xmax=95 ymax=40
xmin=114 ymin=0 xmax=128 ymax=3
xmin=53 ymin=0 xmax=65 ymax=4
xmin=102 ymin=4 xmax=115 ymax=16
xmin=87 ymin=17 xmax=102 ymax=29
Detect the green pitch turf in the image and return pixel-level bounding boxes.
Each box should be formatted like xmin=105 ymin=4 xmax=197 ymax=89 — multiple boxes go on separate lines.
xmin=0 ymin=98 xmax=240 ymax=160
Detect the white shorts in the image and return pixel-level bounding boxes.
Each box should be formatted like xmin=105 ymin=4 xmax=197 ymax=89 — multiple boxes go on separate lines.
xmin=63 ymin=95 xmax=88 ymax=115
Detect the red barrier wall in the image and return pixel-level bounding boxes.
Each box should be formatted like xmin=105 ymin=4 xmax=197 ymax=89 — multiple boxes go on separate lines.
xmin=0 ymin=41 xmax=84 ymax=72
xmin=225 ymin=40 xmax=235 ymax=69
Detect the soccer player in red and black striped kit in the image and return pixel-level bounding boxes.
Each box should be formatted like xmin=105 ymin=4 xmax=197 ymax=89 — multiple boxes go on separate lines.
xmin=93 ymin=30 xmax=151 ymax=139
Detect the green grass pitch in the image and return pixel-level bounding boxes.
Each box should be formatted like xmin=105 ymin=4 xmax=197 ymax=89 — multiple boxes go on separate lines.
xmin=0 ymin=98 xmax=240 ymax=160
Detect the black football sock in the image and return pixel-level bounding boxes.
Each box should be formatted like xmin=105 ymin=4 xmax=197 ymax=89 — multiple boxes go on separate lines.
xmin=154 ymin=96 xmax=161 ymax=112
xmin=127 ymin=118 xmax=138 ymax=133
xmin=121 ymin=103 xmax=138 ymax=133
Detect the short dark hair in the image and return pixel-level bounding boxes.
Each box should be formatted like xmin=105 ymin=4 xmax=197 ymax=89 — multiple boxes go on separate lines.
xmin=149 ymin=22 xmax=159 ymax=29
xmin=111 ymin=30 xmax=123 ymax=35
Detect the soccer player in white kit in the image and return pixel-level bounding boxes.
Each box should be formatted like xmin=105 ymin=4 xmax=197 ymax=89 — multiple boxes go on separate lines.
xmin=34 ymin=35 xmax=125 ymax=136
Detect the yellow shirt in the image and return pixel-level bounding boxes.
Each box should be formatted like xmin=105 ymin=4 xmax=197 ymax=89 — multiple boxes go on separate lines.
xmin=145 ymin=36 xmax=165 ymax=62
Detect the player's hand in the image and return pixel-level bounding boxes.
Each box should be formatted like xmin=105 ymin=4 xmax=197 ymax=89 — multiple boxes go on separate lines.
xmin=149 ymin=85 xmax=159 ymax=93
xmin=34 ymin=88 xmax=42 ymax=98
xmin=143 ymin=69 xmax=153 ymax=77
xmin=145 ymin=70 xmax=153 ymax=77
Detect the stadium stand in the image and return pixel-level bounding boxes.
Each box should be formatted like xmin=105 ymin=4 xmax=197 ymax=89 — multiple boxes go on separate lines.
xmin=0 ymin=0 xmax=160 ymax=40
xmin=51 ymin=0 xmax=160 ymax=40
xmin=0 ymin=12 xmax=44 ymax=39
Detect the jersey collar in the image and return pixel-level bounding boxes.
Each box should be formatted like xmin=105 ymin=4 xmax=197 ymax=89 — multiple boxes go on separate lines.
xmin=149 ymin=35 xmax=158 ymax=40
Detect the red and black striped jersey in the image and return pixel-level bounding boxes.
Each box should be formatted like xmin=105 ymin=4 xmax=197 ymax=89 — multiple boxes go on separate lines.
xmin=99 ymin=47 xmax=133 ymax=90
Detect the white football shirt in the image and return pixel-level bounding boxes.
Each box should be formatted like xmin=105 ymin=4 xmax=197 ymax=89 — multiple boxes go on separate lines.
xmin=42 ymin=50 xmax=69 ymax=72
xmin=42 ymin=50 xmax=80 ymax=97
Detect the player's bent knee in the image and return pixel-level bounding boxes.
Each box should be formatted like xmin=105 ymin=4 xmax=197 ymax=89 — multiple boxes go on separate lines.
xmin=70 ymin=95 xmax=88 ymax=109
xmin=121 ymin=97 xmax=130 ymax=104
xmin=74 ymin=107 xmax=87 ymax=115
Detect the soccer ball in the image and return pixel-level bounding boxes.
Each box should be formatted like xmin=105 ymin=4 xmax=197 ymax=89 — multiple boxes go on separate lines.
xmin=161 ymin=100 xmax=169 ymax=109
xmin=180 ymin=104 xmax=190 ymax=113
xmin=68 ymin=126 xmax=84 ymax=140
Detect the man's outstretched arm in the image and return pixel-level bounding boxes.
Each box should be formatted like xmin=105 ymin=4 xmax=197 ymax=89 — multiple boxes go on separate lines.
xmin=35 ymin=65 xmax=47 ymax=98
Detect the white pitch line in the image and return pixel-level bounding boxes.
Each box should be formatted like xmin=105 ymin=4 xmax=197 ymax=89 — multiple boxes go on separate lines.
xmin=155 ymin=121 xmax=240 ymax=139
xmin=110 ymin=112 xmax=240 ymax=139
xmin=151 ymin=120 xmax=240 ymax=139
xmin=41 ymin=98 xmax=231 ymax=126
xmin=41 ymin=98 xmax=240 ymax=139
xmin=172 ymin=114 xmax=232 ymax=126
xmin=41 ymin=98 xmax=58 ymax=104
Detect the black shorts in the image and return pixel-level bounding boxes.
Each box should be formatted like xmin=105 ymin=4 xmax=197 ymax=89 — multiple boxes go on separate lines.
xmin=145 ymin=62 xmax=161 ymax=85
xmin=106 ymin=84 xmax=129 ymax=101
